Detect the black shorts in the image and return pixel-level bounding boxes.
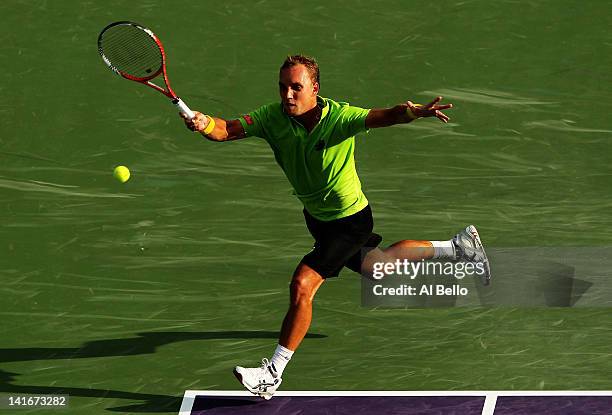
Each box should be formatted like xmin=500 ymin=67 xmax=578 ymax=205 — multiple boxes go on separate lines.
xmin=302 ymin=205 xmax=383 ymax=278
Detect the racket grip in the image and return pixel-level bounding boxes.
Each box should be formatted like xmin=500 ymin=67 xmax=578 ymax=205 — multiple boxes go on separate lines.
xmin=173 ymin=98 xmax=195 ymax=119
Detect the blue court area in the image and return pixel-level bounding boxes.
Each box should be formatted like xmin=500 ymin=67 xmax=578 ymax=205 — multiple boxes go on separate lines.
xmin=179 ymin=391 xmax=612 ymax=415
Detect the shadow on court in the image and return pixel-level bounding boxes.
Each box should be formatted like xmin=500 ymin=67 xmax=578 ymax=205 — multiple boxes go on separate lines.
xmin=0 ymin=330 xmax=326 ymax=363
xmin=0 ymin=369 xmax=181 ymax=412
xmin=0 ymin=331 xmax=327 ymax=413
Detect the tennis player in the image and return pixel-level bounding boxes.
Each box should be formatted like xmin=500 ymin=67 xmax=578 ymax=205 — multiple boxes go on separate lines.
xmin=182 ymin=55 xmax=490 ymax=399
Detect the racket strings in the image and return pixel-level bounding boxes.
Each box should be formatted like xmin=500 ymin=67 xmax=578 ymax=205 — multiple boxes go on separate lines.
xmin=99 ymin=24 xmax=163 ymax=79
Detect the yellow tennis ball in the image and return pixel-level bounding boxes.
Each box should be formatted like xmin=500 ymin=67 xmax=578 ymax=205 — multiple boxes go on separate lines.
xmin=113 ymin=165 xmax=130 ymax=183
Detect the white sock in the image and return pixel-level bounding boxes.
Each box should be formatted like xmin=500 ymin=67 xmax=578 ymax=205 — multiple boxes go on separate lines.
xmin=431 ymin=240 xmax=456 ymax=259
xmin=270 ymin=344 xmax=294 ymax=377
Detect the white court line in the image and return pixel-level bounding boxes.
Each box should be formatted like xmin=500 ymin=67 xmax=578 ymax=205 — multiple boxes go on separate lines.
xmin=482 ymin=393 xmax=498 ymax=415
xmin=179 ymin=390 xmax=612 ymax=415
xmin=177 ymin=394 xmax=195 ymax=415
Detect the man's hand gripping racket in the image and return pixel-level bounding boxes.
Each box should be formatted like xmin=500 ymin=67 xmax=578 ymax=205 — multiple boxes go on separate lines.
xmin=98 ymin=21 xmax=195 ymax=119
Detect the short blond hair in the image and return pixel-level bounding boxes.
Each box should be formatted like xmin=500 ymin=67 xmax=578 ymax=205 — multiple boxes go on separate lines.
xmin=280 ymin=55 xmax=320 ymax=86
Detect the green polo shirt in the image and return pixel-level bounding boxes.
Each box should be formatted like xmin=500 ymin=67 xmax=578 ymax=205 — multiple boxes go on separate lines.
xmin=238 ymin=96 xmax=370 ymax=221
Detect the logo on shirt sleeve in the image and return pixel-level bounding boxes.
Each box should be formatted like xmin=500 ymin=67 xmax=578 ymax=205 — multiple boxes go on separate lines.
xmin=243 ymin=115 xmax=254 ymax=125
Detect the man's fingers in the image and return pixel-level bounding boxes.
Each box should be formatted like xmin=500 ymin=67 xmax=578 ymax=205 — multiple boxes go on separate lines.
xmin=433 ymin=103 xmax=453 ymax=111
xmin=425 ymin=96 xmax=442 ymax=109
xmin=406 ymin=98 xmax=452 ymax=122
xmin=184 ymin=119 xmax=198 ymax=132
xmin=435 ymin=110 xmax=450 ymax=123
xmin=180 ymin=111 xmax=206 ymax=132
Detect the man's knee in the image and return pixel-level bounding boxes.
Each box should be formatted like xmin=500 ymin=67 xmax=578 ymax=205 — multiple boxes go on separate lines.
xmin=290 ymin=264 xmax=324 ymax=305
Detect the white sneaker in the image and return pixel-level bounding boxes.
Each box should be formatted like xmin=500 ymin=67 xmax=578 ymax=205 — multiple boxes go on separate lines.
xmin=233 ymin=358 xmax=282 ymax=400
xmin=452 ymin=225 xmax=491 ymax=285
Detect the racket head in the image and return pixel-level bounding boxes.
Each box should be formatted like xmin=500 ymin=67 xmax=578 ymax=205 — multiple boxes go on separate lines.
xmin=98 ymin=21 xmax=165 ymax=82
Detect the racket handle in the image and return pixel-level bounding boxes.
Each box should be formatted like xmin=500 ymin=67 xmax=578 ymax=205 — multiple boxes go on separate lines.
xmin=173 ymin=98 xmax=195 ymax=119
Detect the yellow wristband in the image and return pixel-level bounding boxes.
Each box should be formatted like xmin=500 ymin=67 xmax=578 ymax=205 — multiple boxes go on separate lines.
xmin=202 ymin=115 xmax=216 ymax=135
xmin=406 ymin=104 xmax=422 ymax=121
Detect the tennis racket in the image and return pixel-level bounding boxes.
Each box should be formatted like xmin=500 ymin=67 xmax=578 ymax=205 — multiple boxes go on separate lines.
xmin=98 ymin=21 xmax=194 ymax=119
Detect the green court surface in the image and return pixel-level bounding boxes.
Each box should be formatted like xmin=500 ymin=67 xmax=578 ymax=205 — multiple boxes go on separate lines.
xmin=1 ymin=0 xmax=611 ymax=413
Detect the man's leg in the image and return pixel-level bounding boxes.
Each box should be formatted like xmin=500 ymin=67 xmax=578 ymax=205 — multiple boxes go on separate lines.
xmin=233 ymin=262 xmax=324 ymax=400
xmin=279 ymin=262 xmax=325 ymax=350
xmin=361 ymin=240 xmax=451 ymax=277
xmin=382 ymin=240 xmax=434 ymax=261
xmin=360 ymin=226 xmax=490 ymax=284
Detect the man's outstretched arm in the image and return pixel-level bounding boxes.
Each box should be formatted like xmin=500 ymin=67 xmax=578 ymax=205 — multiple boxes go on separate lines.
xmin=365 ymin=96 xmax=452 ymax=129
xmin=181 ymin=112 xmax=247 ymax=142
